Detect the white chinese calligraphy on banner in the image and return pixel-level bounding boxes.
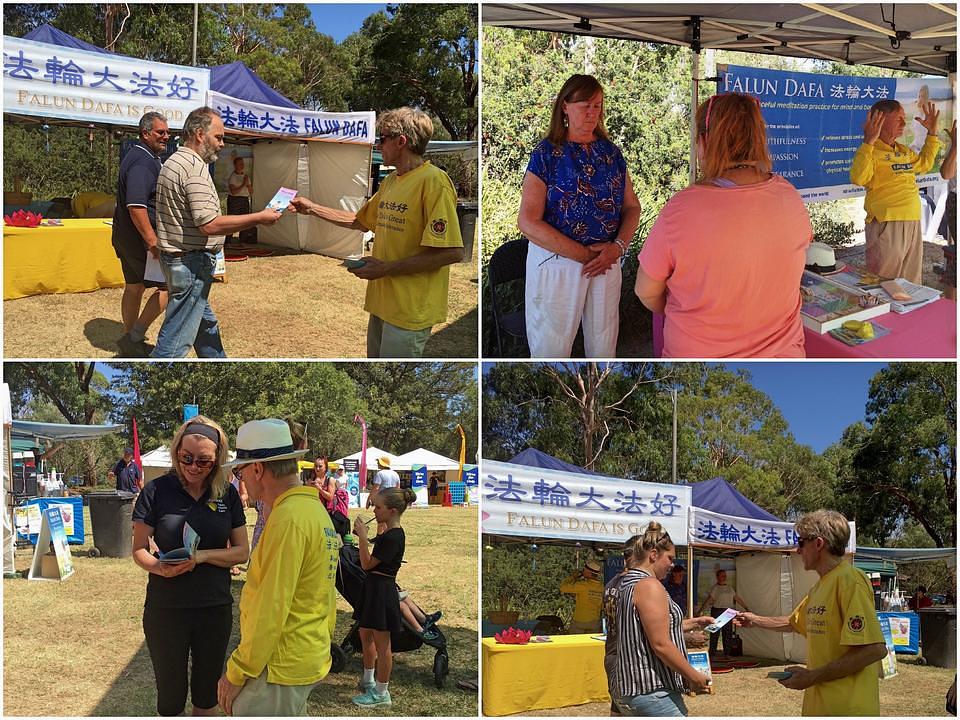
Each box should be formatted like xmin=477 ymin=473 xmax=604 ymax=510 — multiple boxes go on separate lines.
xmin=481 ymin=460 xmax=690 ymax=544
xmin=207 ymin=90 xmax=374 ymax=144
xmin=3 ymin=37 xmax=210 ymax=128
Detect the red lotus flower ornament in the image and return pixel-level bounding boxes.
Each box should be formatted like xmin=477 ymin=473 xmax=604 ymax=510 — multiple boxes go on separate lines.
xmin=494 ymin=627 xmax=532 ymax=645
xmin=4 ymin=209 xmax=43 ymax=227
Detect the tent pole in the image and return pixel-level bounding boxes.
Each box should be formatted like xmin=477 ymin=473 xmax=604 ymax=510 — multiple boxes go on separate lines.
xmin=687 ymin=543 xmax=694 ymax=617
xmin=192 ymin=4 xmax=199 ymax=66
xmin=688 ymin=16 xmax=702 ymax=185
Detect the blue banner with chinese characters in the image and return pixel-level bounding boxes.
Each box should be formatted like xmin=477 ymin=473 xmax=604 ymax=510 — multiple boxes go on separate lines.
xmin=3 ymin=36 xmax=209 ymax=128
xmin=208 ymin=90 xmax=374 ymax=143
xmin=481 ymin=460 xmax=690 ymax=544
xmin=718 ymin=65 xmax=952 ymax=202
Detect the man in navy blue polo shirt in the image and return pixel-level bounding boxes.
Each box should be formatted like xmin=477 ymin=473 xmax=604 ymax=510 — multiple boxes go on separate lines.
xmin=116 ymin=447 xmax=142 ymax=494
xmin=112 ymin=111 xmax=170 ymax=357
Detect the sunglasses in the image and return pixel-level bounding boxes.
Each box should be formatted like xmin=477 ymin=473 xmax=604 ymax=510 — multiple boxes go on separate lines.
xmin=377 ymin=133 xmax=402 ymax=144
xmin=178 ymin=453 xmax=216 ymax=470
xmin=704 ymin=93 xmax=762 ymax=133
xmin=797 ymin=536 xmax=819 ymax=548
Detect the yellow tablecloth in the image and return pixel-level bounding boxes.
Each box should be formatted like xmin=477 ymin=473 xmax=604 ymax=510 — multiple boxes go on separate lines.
xmin=4 ymin=219 xmax=124 ymax=300
xmin=482 ymin=634 xmax=609 ymax=716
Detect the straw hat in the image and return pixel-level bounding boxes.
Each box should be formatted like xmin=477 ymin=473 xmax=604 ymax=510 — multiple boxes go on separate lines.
xmin=222 ymin=419 xmax=310 ymax=468
xmin=377 ymin=456 xmax=392 ymax=468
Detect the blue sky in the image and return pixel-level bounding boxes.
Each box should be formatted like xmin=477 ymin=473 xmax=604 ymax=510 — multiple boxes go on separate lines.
xmin=482 ymin=362 xmax=884 ymax=454
xmin=715 ymin=362 xmax=883 ymax=452
xmin=308 ymin=4 xmax=388 ymax=42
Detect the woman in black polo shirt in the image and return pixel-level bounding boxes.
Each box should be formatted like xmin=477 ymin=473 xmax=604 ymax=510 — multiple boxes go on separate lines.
xmin=132 ymin=417 xmax=249 ymax=717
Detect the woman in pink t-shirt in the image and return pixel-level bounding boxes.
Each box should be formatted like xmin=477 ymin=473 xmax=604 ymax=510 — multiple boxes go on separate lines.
xmin=635 ymin=93 xmax=812 ymax=358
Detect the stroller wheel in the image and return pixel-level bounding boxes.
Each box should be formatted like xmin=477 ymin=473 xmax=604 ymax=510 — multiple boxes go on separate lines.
xmin=433 ymin=650 xmax=449 ymax=689
xmin=330 ymin=643 xmax=347 ymax=674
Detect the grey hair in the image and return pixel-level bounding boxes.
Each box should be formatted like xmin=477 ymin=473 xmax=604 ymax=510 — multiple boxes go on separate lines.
xmin=139 ymin=111 xmax=167 ymax=137
xmin=261 ymin=457 xmax=300 ymax=480
xmin=182 ymin=106 xmax=220 ymax=140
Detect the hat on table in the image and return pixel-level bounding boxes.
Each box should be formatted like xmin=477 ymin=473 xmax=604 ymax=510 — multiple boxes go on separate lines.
xmin=805 ymin=242 xmax=839 ymax=274
xmin=222 ymin=419 xmax=310 ymax=467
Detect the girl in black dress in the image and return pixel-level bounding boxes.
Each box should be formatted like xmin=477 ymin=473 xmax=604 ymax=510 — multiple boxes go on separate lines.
xmin=351 ymin=487 xmax=416 ymax=708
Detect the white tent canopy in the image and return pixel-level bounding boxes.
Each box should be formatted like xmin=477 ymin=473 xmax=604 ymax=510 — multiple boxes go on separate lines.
xmin=392 ymin=448 xmax=461 ymax=471
xmin=333 ymin=446 xmax=401 ymax=469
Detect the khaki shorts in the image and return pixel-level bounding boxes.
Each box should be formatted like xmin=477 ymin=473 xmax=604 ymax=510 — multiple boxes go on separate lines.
xmin=231 ymin=670 xmax=317 ymax=717
xmin=367 ymin=314 xmax=432 ymax=358
xmin=864 ymin=219 xmax=922 ymax=284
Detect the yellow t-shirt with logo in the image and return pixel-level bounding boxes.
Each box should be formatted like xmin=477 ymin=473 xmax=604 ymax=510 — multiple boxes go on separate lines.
xmin=789 ymin=561 xmax=884 ymax=716
xmin=559 ymin=573 xmax=604 ymax=624
xmin=849 ymin=136 xmax=940 ymax=222
xmin=356 ymin=162 xmax=463 ymax=330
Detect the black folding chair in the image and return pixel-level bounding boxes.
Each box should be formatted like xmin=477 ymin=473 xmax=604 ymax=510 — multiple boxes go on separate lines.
xmin=487 ymin=238 xmax=529 ymax=357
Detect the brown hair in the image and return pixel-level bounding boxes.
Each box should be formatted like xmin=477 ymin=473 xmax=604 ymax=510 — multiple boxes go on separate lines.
xmin=870 ymin=99 xmax=902 ymax=115
xmin=695 ymin=93 xmax=772 ymax=181
xmin=170 ymin=415 xmax=229 ymax=500
xmin=380 ymin=487 xmax=417 ymax=515
xmin=547 ymin=74 xmax=609 ymax=145
xmin=629 ymin=521 xmax=674 ymax=560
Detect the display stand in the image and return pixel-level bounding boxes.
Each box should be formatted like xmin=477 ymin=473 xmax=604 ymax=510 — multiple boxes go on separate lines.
xmin=28 ymin=507 xmax=74 ymax=581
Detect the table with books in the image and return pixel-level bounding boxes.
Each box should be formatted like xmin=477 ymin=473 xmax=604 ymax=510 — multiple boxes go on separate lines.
xmin=651 ymin=264 xmax=956 ymax=358
xmin=3 ymin=219 xmax=124 ymax=299
xmin=481 ymin=634 xmax=609 ymax=716
xmin=799 ymin=267 xmax=956 ymax=358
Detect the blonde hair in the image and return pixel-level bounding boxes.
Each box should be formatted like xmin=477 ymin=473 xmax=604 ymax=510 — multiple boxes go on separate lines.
xmin=795 ymin=509 xmax=850 ymax=557
xmin=378 ymin=107 xmax=434 ymax=156
xmin=629 ymin=521 xmax=674 ymax=559
xmin=170 ymin=415 xmax=229 ymax=500
xmin=547 ymin=74 xmax=609 ymax=145
xmin=695 ymin=93 xmax=772 ymax=181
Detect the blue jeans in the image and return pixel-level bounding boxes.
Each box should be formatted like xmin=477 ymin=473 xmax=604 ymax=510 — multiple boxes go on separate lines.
xmin=151 ymin=251 xmax=226 ymax=358
xmin=616 ymin=689 xmax=688 ymax=717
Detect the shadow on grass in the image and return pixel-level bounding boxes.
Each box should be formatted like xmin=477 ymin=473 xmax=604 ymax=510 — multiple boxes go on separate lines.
xmin=83 ymin=317 xmax=125 ymax=354
xmin=426 ymin=307 xmax=478 ymax=358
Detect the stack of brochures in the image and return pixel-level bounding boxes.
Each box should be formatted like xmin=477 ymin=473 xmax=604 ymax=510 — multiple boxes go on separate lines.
xmin=866 ymin=279 xmax=942 ymax=314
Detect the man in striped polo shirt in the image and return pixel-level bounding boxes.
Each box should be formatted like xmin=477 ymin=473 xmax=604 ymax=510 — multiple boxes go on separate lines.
xmin=151 ymin=107 xmax=282 ymax=358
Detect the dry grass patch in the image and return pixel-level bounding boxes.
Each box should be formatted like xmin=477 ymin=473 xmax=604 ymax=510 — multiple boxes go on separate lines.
xmin=3 ymin=246 xmax=478 ymax=359
xmin=4 ymin=504 xmax=478 ymax=716
xmin=509 ymin=655 xmax=953 ymax=716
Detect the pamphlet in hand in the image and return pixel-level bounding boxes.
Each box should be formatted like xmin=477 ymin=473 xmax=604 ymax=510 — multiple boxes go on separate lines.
xmin=687 ymin=650 xmax=713 ymax=692
xmin=144 ymin=251 xmax=165 ymax=284
xmin=265 ymin=187 xmax=297 ymax=212
xmin=158 ymin=522 xmax=199 ymax=563
xmin=705 ymin=608 xmax=739 ymax=634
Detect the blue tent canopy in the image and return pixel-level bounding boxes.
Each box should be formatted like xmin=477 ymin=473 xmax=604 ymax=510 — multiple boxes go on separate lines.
xmin=23 ymin=24 xmax=112 ymax=54
xmin=20 ymin=25 xmax=299 ymax=110
xmin=210 ymin=61 xmax=298 ymax=108
xmin=506 ymin=447 xmax=781 ymax=521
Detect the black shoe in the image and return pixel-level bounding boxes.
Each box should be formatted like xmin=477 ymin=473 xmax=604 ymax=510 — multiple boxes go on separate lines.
xmin=117 ymin=334 xmax=152 ymax=358
xmin=423 ymin=611 xmax=442 ymax=629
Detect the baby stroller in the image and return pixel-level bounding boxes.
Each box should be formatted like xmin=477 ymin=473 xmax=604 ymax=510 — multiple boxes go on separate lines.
xmin=333 ymin=542 xmax=450 ymax=688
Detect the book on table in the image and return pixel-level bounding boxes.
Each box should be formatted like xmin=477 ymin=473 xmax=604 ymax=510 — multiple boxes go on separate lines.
xmin=800 ymin=270 xmax=890 ymax=334
xmin=866 ymin=278 xmax=942 ymax=314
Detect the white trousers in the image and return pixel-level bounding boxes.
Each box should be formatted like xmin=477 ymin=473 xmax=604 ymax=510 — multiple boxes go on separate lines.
xmin=525 ymin=242 xmax=621 ymax=358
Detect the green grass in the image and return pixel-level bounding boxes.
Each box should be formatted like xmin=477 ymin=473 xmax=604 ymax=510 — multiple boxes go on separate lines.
xmin=4 ymin=504 xmax=478 ymax=716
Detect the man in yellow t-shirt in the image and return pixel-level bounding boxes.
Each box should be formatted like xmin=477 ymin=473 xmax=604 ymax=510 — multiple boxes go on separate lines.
xmin=736 ymin=510 xmax=886 ymax=716
xmin=560 ymin=558 xmax=604 ymax=634
xmin=290 ymin=107 xmax=463 ymax=358
xmin=850 ymin=99 xmax=941 ymax=283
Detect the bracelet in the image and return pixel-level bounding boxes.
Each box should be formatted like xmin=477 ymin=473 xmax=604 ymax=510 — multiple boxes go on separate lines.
xmin=614 ymin=238 xmax=629 ymax=257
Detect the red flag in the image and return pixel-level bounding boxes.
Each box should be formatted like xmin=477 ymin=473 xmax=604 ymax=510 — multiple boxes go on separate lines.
xmin=132 ymin=416 xmax=142 ymax=480
xmin=354 ymin=414 xmax=367 ymax=490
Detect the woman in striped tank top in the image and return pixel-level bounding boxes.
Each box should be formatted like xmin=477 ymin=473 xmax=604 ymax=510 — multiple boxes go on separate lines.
xmin=612 ymin=523 xmax=715 ymax=716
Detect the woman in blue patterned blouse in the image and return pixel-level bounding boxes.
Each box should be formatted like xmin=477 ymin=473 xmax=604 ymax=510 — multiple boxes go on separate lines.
xmin=518 ymin=74 xmax=641 ymax=358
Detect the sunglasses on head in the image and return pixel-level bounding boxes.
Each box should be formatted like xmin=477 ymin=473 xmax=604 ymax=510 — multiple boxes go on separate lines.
xmin=178 ymin=453 xmax=216 ymax=470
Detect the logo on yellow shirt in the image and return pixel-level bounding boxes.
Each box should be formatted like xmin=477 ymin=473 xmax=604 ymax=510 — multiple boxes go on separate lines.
xmin=430 ymin=219 xmax=447 ymax=236
xmin=848 ymin=615 xmax=865 ymax=632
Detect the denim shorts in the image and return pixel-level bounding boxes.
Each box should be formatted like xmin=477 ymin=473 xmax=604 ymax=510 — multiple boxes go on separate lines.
xmin=616 ymin=689 xmax=688 ymax=717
